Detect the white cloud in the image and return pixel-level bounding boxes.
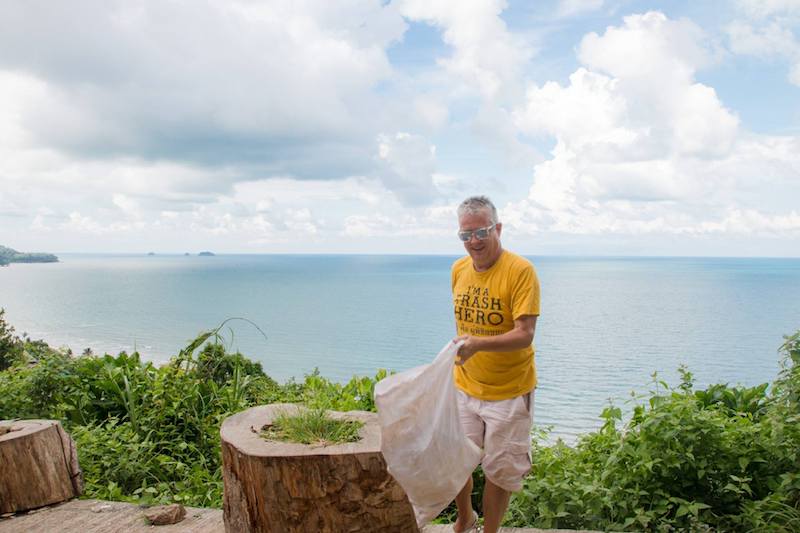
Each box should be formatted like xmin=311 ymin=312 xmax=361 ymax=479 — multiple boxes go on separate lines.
xmin=727 ymin=20 xmax=798 ymax=57
xmin=413 ymin=95 xmax=449 ymax=129
xmin=396 ymin=0 xmax=533 ymax=101
xmin=376 ymin=132 xmax=440 ymax=204
xmin=698 ymin=208 xmax=800 ymax=234
xmin=579 ymin=12 xmax=716 ymax=79
xmin=471 ymin=104 xmax=543 ymax=170
xmin=393 ymin=0 xmax=542 ymax=192
xmin=342 ymin=204 xmax=456 ymax=238
xmin=64 ymin=212 xmax=145 ymax=235
xmin=343 ymin=213 xmax=393 ymax=237
xmin=1 ymin=3 xmax=799 ymax=255
xmin=0 ymin=1 xmax=407 ymax=178
xmin=111 ymin=194 xmax=142 ymax=219
xmin=516 ymin=13 xmax=739 ymax=162
xmin=505 ymin=11 xmax=798 ymax=242
xmin=728 ymin=1 xmax=800 ymax=86
xmin=735 ymin=0 xmax=800 ymax=19
xmin=514 ymin=68 xmax=632 ymax=150
xmin=557 ymin=0 xmax=605 ymax=18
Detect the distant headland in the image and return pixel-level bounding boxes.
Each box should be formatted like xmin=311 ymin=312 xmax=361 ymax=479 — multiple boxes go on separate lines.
xmin=198 ymin=251 xmax=216 ymax=256
xmin=0 ymin=245 xmax=59 ymax=266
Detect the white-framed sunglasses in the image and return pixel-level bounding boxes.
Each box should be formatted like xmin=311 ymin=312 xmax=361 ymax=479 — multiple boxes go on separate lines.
xmin=458 ymin=223 xmax=495 ymax=242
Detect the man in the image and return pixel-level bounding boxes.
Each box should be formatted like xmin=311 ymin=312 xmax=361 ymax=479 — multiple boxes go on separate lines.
xmin=451 ymin=196 xmax=540 ymax=533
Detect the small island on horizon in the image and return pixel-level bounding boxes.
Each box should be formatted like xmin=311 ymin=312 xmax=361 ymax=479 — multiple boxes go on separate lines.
xmin=147 ymin=251 xmax=215 ymax=256
xmin=0 ymin=245 xmax=59 ymax=266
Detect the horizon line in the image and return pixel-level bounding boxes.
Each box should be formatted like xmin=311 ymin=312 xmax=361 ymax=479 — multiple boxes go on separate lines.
xmin=42 ymin=251 xmax=800 ymax=260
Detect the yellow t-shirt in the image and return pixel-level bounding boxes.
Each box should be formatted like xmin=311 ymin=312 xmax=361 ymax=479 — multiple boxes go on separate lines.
xmin=452 ymin=250 xmax=540 ymax=400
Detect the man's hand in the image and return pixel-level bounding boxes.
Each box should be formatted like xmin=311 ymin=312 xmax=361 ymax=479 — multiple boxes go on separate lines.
xmin=454 ymin=334 xmax=482 ymax=365
xmin=453 ymin=315 xmax=538 ymax=366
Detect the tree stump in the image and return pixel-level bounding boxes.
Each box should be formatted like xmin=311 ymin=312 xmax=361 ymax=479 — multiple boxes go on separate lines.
xmin=221 ymin=404 xmax=418 ymax=533
xmin=0 ymin=420 xmax=83 ymax=513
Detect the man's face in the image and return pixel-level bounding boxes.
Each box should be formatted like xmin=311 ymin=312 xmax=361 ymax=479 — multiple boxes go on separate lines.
xmin=458 ymin=209 xmax=502 ymax=269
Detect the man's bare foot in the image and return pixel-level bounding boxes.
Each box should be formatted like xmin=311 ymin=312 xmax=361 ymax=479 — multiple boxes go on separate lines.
xmin=453 ymin=509 xmax=479 ymax=532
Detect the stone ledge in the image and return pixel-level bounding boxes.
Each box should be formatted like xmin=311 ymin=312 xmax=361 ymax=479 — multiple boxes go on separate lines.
xmin=0 ymin=499 xmax=603 ymax=532
xmin=0 ymin=499 xmax=220 ymax=533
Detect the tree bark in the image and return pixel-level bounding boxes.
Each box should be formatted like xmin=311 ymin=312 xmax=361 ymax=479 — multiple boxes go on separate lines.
xmin=221 ymin=404 xmax=418 ymax=533
xmin=0 ymin=420 xmax=83 ymax=513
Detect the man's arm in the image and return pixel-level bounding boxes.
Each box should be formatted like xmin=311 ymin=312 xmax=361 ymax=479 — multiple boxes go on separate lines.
xmin=454 ymin=314 xmax=538 ymax=365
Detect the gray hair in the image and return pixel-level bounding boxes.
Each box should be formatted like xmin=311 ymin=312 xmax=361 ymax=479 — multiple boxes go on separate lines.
xmin=457 ymin=196 xmax=499 ymax=224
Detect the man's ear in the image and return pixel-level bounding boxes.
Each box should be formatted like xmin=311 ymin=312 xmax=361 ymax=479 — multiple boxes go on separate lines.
xmin=495 ymin=222 xmax=503 ymax=237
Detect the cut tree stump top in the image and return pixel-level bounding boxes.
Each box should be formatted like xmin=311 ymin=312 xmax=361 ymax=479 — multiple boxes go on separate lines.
xmin=220 ymin=403 xmax=380 ymax=457
xmin=0 ymin=420 xmax=56 ymax=442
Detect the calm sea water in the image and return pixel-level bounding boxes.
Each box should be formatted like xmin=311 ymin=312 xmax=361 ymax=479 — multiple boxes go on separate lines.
xmin=1 ymin=254 xmax=798 ymax=440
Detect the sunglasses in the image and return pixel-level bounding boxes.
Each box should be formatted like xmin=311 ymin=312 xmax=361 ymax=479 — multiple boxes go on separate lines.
xmin=458 ymin=223 xmax=495 ymax=242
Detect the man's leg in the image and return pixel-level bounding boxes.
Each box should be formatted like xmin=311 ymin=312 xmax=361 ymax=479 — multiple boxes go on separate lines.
xmin=455 ymin=389 xmax=483 ymax=532
xmin=453 ymin=475 xmax=475 ymax=532
xmin=478 ymin=391 xmax=535 ymax=533
xmin=481 ymin=479 xmax=511 ymax=533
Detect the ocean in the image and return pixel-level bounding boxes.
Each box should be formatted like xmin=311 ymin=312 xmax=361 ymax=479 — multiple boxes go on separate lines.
xmin=1 ymin=254 xmax=798 ymax=441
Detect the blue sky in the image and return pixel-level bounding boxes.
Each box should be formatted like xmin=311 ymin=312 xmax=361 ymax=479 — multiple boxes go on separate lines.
xmin=0 ymin=0 xmax=798 ymax=256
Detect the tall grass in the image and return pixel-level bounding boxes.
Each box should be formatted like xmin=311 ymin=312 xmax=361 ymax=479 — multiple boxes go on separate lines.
xmin=262 ymin=408 xmax=364 ymax=446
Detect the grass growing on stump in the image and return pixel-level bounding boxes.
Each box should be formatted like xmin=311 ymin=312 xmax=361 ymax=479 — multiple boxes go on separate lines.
xmin=261 ymin=408 xmax=364 ymax=446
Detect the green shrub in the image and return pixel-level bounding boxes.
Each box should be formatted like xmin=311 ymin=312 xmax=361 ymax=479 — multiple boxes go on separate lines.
xmin=0 ymin=309 xmax=22 ymax=371
xmin=301 ymin=368 xmax=387 ymax=412
xmin=72 ymin=419 xmax=223 ymax=507
xmin=195 ymin=342 xmax=268 ymax=386
xmin=506 ymin=332 xmax=800 ymax=532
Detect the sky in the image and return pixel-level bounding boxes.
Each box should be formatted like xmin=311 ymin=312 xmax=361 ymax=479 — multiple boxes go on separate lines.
xmin=1 ymin=0 xmax=799 ymax=257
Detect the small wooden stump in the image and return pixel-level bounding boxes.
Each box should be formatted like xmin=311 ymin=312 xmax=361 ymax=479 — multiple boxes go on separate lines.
xmin=0 ymin=420 xmax=83 ymax=513
xmin=221 ymin=404 xmax=418 ymax=533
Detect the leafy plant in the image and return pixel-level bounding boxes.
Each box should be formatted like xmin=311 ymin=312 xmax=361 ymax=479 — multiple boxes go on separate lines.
xmin=505 ymin=330 xmax=800 ymax=532
xmin=0 ymin=309 xmax=22 ymax=371
xmin=195 ymin=342 xmax=268 ymax=386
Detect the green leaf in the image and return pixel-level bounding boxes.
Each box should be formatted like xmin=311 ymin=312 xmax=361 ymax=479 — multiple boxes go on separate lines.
xmin=738 ymin=457 xmax=749 ymax=471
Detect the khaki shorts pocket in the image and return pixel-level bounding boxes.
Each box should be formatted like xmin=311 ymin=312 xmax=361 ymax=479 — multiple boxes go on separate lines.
xmin=485 ymin=440 xmax=532 ymax=492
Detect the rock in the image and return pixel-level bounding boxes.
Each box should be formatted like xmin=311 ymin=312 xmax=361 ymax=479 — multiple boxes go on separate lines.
xmin=143 ymin=504 xmax=186 ymax=525
xmin=91 ymin=503 xmax=114 ymax=513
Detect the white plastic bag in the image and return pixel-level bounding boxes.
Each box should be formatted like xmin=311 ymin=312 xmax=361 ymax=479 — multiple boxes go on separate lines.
xmin=374 ymin=340 xmax=483 ymax=527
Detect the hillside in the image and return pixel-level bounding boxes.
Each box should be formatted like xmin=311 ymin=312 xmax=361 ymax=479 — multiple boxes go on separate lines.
xmin=0 ymin=245 xmax=59 ymax=266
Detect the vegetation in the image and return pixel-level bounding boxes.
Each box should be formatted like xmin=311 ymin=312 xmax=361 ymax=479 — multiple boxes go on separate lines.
xmin=506 ymin=331 xmax=800 ymax=532
xmin=0 ymin=311 xmax=379 ymax=507
xmin=262 ymin=408 xmax=364 ymax=446
xmin=0 ymin=245 xmax=58 ymax=265
xmin=0 ymin=308 xmax=797 ymax=531
xmin=0 ymin=309 xmax=23 ymax=370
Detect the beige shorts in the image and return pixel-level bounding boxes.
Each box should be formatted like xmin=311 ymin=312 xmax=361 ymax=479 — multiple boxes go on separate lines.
xmin=456 ymin=389 xmax=534 ymax=492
